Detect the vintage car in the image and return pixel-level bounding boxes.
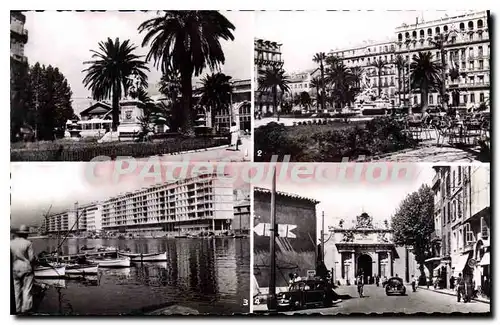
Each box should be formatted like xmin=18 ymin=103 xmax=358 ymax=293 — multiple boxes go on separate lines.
xmin=385 ymin=277 xmax=407 ymax=296
xmin=276 ymin=279 xmax=340 ymax=310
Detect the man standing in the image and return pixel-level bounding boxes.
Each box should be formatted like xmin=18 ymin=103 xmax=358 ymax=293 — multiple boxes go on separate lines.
xmin=11 ymin=225 xmax=35 ymax=314
xmin=411 ymin=275 xmax=417 ymax=292
xmin=456 ymin=273 xmax=465 ymax=303
xmin=357 ymin=273 xmax=364 ymax=298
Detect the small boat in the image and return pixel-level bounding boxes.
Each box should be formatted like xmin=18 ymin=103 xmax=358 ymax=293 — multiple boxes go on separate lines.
xmin=174 ymin=235 xmax=188 ymax=238
xmin=34 ymin=264 xmax=66 ymax=278
xmin=80 ymin=245 xmax=95 ymax=251
xmin=35 ymin=278 xmax=66 ymax=288
xmin=88 ymin=257 xmax=130 ymax=268
xmin=234 ymin=234 xmax=247 ymax=239
xmin=65 ymin=263 xmax=99 ymax=276
xmin=117 ymin=251 xmax=167 ymax=262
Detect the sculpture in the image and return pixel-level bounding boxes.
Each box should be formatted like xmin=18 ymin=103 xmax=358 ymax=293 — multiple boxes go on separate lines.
xmin=356 ymin=213 xmax=373 ymax=229
xmin=342 ymin=231 xmax=354 ymax=243
xmin=339 ymin=219 xmax=344 ymax=228
xmin=126 ymin=73 xmax=141 ymax=99
xmin=377 ymin=232 xmax=389 ymax=243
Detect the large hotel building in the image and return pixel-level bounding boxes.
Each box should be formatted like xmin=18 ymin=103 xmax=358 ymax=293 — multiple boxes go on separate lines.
xmin=43 ymin=174 xmax=236 ymax=235
xmin=329 ymin=11 xmax=490 ymax=109
xmin=254 ymin=38 xmax=284 ymax=114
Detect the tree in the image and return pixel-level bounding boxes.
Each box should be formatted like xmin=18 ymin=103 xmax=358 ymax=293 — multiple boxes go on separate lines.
xmin=257 ymin=66 xmax=290 ymax=121
xmin=139 ymin=11 xmax=235 ymax=137
xmin=326 ymin=62 xmax=359 ymax=108
xmin=391 ymin=184 xmax=434 ymax=283
xmin=371 ymin=58 xmax=387 ymax=98
xmin=310 ymin=77 xmax=321 ymax=111
xmin=197 ymin=72 xmax=233 ymax=134
xmin=83 ymin=38 xmax=149 ymax=131
xmin=299 ymin=91 xmax=311 ymax=109
xmin=394 ymin=54 xmax=406 ymax=106
xmin=313 ymin=52 xmax=326 ymax=111
xmin=430 ymin=32 xmax=451 ymax=113
xmin=349 ymin=66 xmax=364 ymax=89
xmin=410 ymin=52 xmax=442 ymax=114
xmin=10 ymin=58 xmax=31 ymax=140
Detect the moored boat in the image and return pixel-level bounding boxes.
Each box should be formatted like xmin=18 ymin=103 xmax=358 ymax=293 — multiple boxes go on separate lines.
xmin=117 ymin=251 xmax=167 ymax=262
xmin=88 ymin=257 xmax=130 ymax=268
xmin=65 ymin=263 xmax=99 ymax=276
xmin=34 ymin=264 xmax=66 ymax=278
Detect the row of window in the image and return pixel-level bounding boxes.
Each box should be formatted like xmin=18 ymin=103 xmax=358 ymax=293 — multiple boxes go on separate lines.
xmin=398 ymin=19 xmax=485 ymax=42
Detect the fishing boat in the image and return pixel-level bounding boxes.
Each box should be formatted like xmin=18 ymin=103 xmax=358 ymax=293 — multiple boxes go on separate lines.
xmin=65 ymin=263 xmax=99 ymax=276
xmin=34 ymin=264 xmax=66 ymax=278
xmin=117 ymin=251 xmax=167 ymax=262
xmin=88 ymin=257 xmax=130 ymax=268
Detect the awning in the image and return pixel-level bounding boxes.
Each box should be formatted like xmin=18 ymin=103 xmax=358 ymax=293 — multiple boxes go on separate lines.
xmin=453 ymin=253 xmax=470 ymax=277
xmin=425 ymin=257 xmax=441 ymax=263
xmin=479 ymin=252 xmax=490 ymax=266
xmin=433 ymin=265 xmax=442 ymax=276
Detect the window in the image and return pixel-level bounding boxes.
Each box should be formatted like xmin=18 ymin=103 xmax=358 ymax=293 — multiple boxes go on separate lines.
xmin=480 ymin=93 xmax=485 ymax=102
xmin=478 ymin=19 xmax=484 ymax=29
xmin=469 ymin=61 xmax=474 ymax=70
xmin=442 ymin=206 xmax=446 ymax=225
xmin=452 ymin=201 xmax=456 ymax=221
xmin=451 ymin=36 xmax=456 ymax=43
xmin=452 ymin=170 xmax=456 ymax=188
xmin=464 ymin=223 xmax=474 ymax=245
xmin=478 ymin=46 xmax=483 ymax=56
xmin=457 ymin=194 xmax=462 ymax=218
xmin=461 ymin=62 xmax=466 ymax=69
xmin=469 ymin=33 xmax=474 ymax=41
xmin=442 ymin=233 xmax=447 ymax=255
xmin=471 ymin=93 xmax=475 ymax=103
xmin=461 ymin=48 xmax=466 ymax=59
xmin=436 ymin=52 xmax=440 ymax=60
xmin=447 ymin=232 xmax=451 ymax=256
xmin=463 ymin=94 xmax=468 ymax=104
xmin=460 ymin=23 xmax=465 ymax=31
xmin=453 ymin=231 xmax=457 ymax=252
xmin=458 ymin=168 xmax=462 ymax=185
xmin=479 ymin=60 xmax=484 ymax=69
xmin=447 ymin=202 xmax=451 ymax=223
xmin=478 ymin=32 xmax=483 ymax=40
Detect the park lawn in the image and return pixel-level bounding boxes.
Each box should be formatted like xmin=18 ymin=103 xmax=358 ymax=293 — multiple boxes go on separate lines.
xmin=285 ymin=120 xmax=367 ymax=139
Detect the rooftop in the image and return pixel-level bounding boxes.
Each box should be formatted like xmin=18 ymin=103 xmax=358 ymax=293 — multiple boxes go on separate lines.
xmin=254 ymin=187 xmax=320 ymax=204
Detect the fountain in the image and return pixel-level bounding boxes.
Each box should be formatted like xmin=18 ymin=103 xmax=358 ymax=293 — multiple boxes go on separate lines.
xmin=354 ymin=74 xmax=391 ymax=116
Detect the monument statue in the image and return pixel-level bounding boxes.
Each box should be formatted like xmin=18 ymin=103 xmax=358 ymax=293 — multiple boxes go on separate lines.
xmin=377 ymin=232 xmax=389 ymax=243
xmin=342 ymin=231 xmax=354 ymax=243
xmin=126 ymin=73 xmax=141 ymax=99
xmin=356 ymin=213 xmax=373 ymax=229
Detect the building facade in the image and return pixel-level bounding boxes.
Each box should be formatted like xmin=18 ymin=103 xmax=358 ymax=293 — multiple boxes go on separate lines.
xmin=429 ymin=165 xmax=490 ymax=296
xmin=254 ymin=38 xmax=284 ymax=115
xmin=101 ymin=174 xmax=234 ymax=234
xmin=43 ymin=202 xmax=100 ymax=234
xmin=253 ymin=187 xmax=318 ymax=288
xmin=324 ymin=213 xmax=418 ymax=285
xmin=330 ymin=11 xmax=490 ymax=109
xmin=10 ymin=11 xmax=28 ymax=62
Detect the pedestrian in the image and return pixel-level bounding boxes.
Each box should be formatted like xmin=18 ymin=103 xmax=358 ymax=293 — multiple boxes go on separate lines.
xmin=356 ymin=274 xmax=364 ymax=298
xmin=450 ymin=275 xmax=455 ymax=290
xmin=228 ymin=122 xmax=240 ymax=151
xmin=376 ymin=274 xmax=380 ymax=287
xmin=456 ymin=273 xmax=465 ymax=303
xmin=427 ymin=276 xmax=431 ymax=289
xmin=411 ymin=275 xmax=417 ymax=292
xmin=464 ymin=276 xmax=473 ymax=303
xmin=11 ymin=225 xmax=35 ymax=314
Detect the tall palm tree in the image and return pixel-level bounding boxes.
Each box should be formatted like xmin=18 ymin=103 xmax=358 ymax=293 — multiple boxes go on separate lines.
xmin=325 ymin=54 xmax=340 ymax=70
xmin=430 ymin=32 xmax=450 ymax=113
xmin=371 ymin=58 xmax=387 ymax=98
xmin=139 ymin=11 xmax=235 ymax=136
xmin=83 ymin=38 xmax=149 ymax=131
xmin=327 ymin=62 xmax=357 ymax=108
xmin=310 ymin=77 xmax=321 ymax=111
xmin=313 ymin=52 xmax=326 ymax=111
xmin=258 ymin=67 xmax=290 ymax=121
xmin=349 ymin=66 xmax=364 ymax=89
xmin=410 ymin=52 xmax=442 ymax=114
xmin=197 ymin=72 xmax=233 ymax=134
xmin=394 ymin=54 xmax=406 ymax=106
xmin=299 ymin=91 xmax=311 ymax=110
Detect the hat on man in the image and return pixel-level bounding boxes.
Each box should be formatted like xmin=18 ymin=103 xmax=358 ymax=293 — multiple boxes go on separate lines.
xmin=16 ymin=225 xmax=30 ymax=235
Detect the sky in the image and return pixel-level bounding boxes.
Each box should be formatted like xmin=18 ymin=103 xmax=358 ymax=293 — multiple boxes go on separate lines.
xmin=24 ymin=11 xmax=252 ymax=110
xmin=252 ymin=163 xmax=436 ymax=238
xmin=255 ymin=10 xmax=472 ymax=74
xmin=10 ymin=162 xmax=250 ymax=227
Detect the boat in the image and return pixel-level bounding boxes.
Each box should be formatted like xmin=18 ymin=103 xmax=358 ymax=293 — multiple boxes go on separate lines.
xmin=174 ymin=235 xmax=188 ymax=238
xmin=35 ymin=278 xmax=66 ymax=288
xmin=88 ymin=257 xmax=130 ymax=268
xmin=117 ymin=251 xmax=167 ymax=262
xmin=65 ymin=263 xmax=99 ymax=276
xmin=34 ymin=264 xmax=66 ymax=278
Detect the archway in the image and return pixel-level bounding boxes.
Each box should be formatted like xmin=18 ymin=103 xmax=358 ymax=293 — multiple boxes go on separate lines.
xmin=357 ymin=254 xmax=373 ymax=284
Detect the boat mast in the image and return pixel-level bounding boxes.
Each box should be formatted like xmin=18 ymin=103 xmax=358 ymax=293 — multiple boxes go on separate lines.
xmin=268 ymin=167 xmax=277 ymax=312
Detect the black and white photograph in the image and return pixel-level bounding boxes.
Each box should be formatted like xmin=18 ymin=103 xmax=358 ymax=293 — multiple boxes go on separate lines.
xmin=10 ymin=10 xmax=252 ymax=162
xmin=10 ymin=162 xmax=250 ymax=315
xmin=254 ymin=10 xmax=491 ymax=163
xmin=252 ymin=163 xmax=490 ymax=314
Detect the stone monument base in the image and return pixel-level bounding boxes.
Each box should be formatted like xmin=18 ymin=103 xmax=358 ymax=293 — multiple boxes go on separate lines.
xmin=117 ymin=99 xmax=144 ymax=141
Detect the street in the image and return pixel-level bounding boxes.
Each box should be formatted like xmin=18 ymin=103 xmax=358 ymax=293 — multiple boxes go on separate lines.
xmin=279 ymin=285 xmax=490 ymax=315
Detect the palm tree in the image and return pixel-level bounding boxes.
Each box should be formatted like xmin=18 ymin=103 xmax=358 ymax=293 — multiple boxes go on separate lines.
xmin=430 ymin=32 xmax=451 ymax=113
xmin=410 ymin=52 xmax=442 ymax=114
xmin=83 ymin=38 xmax=149 ymax=131
xmin=138 ymin=11 xmax=235 ymax=137
xmin=371 ymin=58 xmax=387 ymax=98
xmin=394 ymin=54 xmax=407 ymax=106
xmin=349 ymin=66 xmax=364 ymax=89
xmin=257 ymin=67 xmax=290 ymax=121
xmin=327 ymin=62 xmax=357 ymax=108
xmin=310 ymin=77 xmax=321 ymax=111
xmin=197 ymin=72 xmax=233 ymax=134
xmin=299 ymin=91 xmax=311 ymax=110
xmin=313 ymin=52 xmax=326 ymax=111
xmin=325 ymin=54 xmax=340 ymax=70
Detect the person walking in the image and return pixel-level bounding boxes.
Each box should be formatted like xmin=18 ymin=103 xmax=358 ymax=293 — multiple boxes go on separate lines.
xmin=449 ymin=275 xmax=455 ymax=290
xmin=228 ymin=122 xmax=240 ymax=151
xmin=376 ymin=274 xmax=380 ymax=287
xmin=411 ymin=275 xmax=418 ymax=292
xmin=11 ymin=225 xmax=35 ymax=314
xmin=356 ymin=274 xmax=364 ymax=298
xmin=456 ymin=273 xmax=465 ymax=303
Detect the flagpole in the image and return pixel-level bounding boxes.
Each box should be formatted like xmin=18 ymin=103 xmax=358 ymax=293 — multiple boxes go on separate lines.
xmin=268 ymin=166 xmax=277 ymax=311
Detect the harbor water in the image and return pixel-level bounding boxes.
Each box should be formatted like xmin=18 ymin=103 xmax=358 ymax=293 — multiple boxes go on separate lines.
xmin=31 ymin=238 xmax=250 ymax=315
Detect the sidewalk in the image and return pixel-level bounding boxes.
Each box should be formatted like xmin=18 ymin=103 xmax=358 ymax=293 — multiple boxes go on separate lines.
xmin=418 ymin=286 xmax=490 ymax=304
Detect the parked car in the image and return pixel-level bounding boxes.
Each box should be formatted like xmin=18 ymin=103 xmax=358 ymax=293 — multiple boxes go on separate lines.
xmin=385 ymin=277 xmax=406 ymax=296
xmin=276 ymin=279 xmax=340 ymax=310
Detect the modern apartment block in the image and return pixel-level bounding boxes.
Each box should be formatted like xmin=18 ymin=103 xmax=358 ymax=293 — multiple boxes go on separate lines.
xmin=43 ymin=203 xmax=100 ymax=234
xmin=254 ymin=38 xmax=284 ymax=114
xmin=330 ymin=11 xmax=490 ymax=110
xmin=429 ymin=165 xmax=490 ymax=296
xmin=10 ymin=11 xmax=28 ymax=62
xmin=101 ymin=174 xmax=234 ymax=234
